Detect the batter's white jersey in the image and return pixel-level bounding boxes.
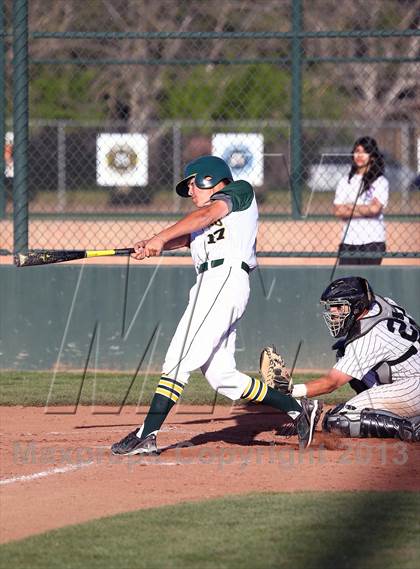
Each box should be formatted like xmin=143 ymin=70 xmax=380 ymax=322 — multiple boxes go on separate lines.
xmin=335 ymin=296 xmax=420 ymax=417
xmin=190 ymin=180 xmax=258 ymax=270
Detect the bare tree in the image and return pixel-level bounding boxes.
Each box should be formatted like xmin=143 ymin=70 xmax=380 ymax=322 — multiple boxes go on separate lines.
xmin=24 ymin=0 xmax=291 ymax=123
xmin=13 ymin=0 xmax=418 ymax=128
xmin=303 ymin=0 xmax=419 ymax=122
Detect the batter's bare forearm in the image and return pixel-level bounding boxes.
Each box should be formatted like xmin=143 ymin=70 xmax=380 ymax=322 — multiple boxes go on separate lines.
xmin=156 ymin=201 xmax=228 ymax=245
xmin=163 ymin=235 xmax=190 ymax=250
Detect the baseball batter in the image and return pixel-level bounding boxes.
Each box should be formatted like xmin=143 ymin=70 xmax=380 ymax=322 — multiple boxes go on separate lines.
xmin=112 ymin=155 xmax=321 ymax=455
xmin=291 ymin=276 xmax=420 ymax=440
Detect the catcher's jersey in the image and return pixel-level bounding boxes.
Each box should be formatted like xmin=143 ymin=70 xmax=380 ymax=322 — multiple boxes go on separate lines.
xmin=334 ymin=296 xmax=420 ymax=383
xmin=190 ymin=180 xmax=258 ymax=271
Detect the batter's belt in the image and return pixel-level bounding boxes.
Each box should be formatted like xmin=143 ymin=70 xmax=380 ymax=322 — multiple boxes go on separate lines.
xmin=197 ymin=258 xmax=250 ymax=274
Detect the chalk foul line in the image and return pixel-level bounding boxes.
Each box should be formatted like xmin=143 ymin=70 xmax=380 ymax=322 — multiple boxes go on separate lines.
xmin=0 ymin=461 xmax=94 ymax=486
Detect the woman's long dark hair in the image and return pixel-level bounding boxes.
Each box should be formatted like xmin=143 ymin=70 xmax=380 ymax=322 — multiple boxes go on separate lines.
xmin=348 ymin=136 xmax=385 ymax=194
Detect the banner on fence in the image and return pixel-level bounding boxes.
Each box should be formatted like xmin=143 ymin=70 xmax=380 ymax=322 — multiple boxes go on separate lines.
xmin=212 ymin=133 xmax=264 ymax=186
xmin=96 ymin=133 xmax=148 ymax=186
xmin=4 ymin=132 xmax=14 ymax=178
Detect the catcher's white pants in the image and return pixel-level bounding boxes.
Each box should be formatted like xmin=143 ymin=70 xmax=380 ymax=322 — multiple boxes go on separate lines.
xmin=162 ymin=264 xmax=252 ymax=400
xmin=345 ymin=377 xmax=420 ymax=418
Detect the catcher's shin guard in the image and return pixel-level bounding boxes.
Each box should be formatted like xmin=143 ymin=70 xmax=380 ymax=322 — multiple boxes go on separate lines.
xmin=408 ymin=415 xmax=420 ymax=442
xmin=359 ymin=409 xmax=416 ymax=441
xmin=323 ymin=405 xmax=416 ymax=441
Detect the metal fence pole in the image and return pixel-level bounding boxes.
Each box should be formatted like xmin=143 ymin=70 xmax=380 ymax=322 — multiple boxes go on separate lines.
xmin=12 ymin=0 xmax=28 ymax=252
xmin=290 ymin=0 xmax=302 ymax=218
xmin=172 ymin=121 xmax=181 ymax=211
xmin=57 ymin=120 xmax=67 ymax=211
xmin=400 ymin=123 xmax=410 ymax=212
xmin=0 ymin=0 xmax=6 ymax=220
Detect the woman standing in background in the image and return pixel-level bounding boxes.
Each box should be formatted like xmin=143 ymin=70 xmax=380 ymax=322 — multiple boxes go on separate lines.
xmin=334 ymin=136 xmax=389 ymax=265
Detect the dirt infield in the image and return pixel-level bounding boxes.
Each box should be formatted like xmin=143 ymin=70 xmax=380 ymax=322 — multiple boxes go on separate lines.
xmin=1 ymin=405 xmax=419 ymax=544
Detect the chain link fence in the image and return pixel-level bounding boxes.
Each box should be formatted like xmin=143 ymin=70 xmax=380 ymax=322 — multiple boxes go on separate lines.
xmin=1 ymin=0 xmax=419 ymax=257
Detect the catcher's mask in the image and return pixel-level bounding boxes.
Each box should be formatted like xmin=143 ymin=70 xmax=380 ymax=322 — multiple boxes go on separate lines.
xmin=320 ymin=276 xmax=374 ymax=338
xmin=176 ymin=155 xmax=233 ymax=197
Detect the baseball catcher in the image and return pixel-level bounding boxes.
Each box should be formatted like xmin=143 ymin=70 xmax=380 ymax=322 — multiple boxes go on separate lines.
xmin=263 ymin=277 xmax=420 ymax=442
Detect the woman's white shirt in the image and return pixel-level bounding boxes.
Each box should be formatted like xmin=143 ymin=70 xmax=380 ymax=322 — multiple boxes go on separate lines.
xmin=334 ymin=174 xmax=389 ymax=244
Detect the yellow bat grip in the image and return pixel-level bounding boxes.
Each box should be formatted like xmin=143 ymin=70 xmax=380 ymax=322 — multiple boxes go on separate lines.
xmin=85 ymin=249 xmax=117 ymax=258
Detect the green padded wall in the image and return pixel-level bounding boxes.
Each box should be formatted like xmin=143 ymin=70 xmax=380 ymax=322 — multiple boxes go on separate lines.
xmin=0 ymin=264 xmax=418 ymax=371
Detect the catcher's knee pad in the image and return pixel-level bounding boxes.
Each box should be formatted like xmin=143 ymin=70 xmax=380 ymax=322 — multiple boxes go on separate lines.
xmin=322 ymin=404 xmax=362 ymax=437
xmin=360 ymin=409 xmax=417 ymax=442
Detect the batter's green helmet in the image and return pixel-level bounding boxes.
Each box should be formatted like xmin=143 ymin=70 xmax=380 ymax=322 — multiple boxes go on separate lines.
xmin=176 ymin=155 xmax=233 ymax=197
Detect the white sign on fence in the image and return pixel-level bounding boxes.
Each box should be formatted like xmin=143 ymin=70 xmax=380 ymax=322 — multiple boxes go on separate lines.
xmin=4 ymin=132 xmax=13 ymax=178
xmin=212 ymin=133 xmax=264 ymax=186
xmin=96 ymin=133 xmax=148 ymax=186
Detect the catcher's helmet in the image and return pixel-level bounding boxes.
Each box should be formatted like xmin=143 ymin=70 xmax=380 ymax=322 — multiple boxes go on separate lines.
xmin=176 ymin=155 xmax=233 ymax=197
xmin=320 ymin=276 xmax=374 ymax=337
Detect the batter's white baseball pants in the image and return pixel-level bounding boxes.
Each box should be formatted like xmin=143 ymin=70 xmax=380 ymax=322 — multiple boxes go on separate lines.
xmin=162 ymin=264 xmax=252 ymax=400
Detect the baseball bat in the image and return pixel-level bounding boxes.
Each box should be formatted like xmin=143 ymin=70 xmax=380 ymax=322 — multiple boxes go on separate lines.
xmin=14 ymin=248 xmax=135 ymax=268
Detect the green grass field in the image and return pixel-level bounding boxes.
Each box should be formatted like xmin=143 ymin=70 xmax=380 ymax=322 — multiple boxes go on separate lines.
xmin=1 ymin=492 xmax=419 ymax=569
xmin=2 ymin=372 xmax=417 ymax=567
xmin=0 ymin=371 xmax=354 ymax=407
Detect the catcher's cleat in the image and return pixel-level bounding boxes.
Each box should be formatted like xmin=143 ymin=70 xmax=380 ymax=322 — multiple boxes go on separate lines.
xmin=296 ymin=398 xmax=323 ymax=450
xmin=111 ymin=431 xmax=159 ymax=456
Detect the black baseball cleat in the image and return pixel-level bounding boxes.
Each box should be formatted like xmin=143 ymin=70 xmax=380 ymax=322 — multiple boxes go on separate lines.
xmin=296 ymin=398 xmax=323 ymax=450
xmin=111 ymin=431 xmax=159 ymax=456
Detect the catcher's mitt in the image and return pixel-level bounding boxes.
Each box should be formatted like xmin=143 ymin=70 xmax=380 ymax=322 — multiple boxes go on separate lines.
xmin=259 ymin=346 xmax=293 ymax=395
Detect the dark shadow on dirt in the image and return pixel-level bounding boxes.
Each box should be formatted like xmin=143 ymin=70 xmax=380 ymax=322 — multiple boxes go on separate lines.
xmin=162 ymin=405 xmax=297 ymax=449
